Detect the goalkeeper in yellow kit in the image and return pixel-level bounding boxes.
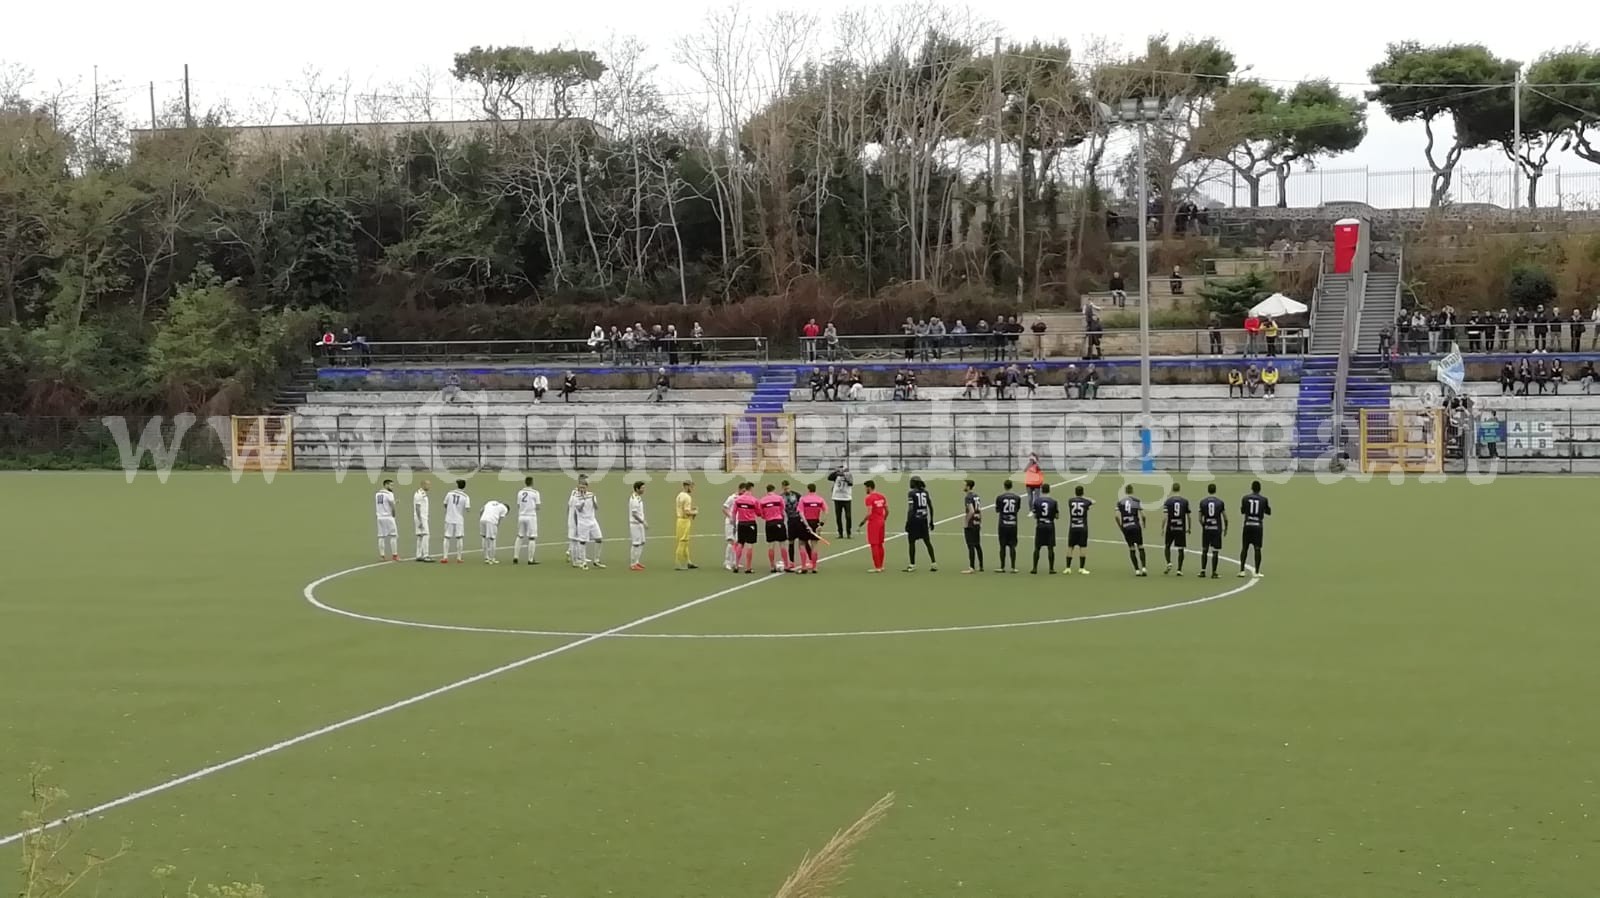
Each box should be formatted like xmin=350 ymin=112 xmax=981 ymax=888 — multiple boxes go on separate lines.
xmin=674 ymin=480 xmax=699 ymax=570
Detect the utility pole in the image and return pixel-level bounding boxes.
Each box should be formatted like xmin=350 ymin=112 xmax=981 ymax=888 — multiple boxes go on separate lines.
xmin=148 ymin=81 xmax=157 ymax=130
xmin=1511 ymin=65 xmax=1523 ymax=210
xmin=183 ymin=63 xmax=193 ymax=128
xmin=90 ymin=65 xmax=99 ymax=159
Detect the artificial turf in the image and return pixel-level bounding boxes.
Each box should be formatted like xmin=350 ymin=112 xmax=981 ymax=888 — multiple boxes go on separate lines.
xmin=0 ymin=470 xmax=1594 ymax=897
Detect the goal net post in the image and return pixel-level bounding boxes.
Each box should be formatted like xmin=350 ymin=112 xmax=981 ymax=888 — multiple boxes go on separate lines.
xmin=1358 ymin=407 xmax=1442 ymax=474
xmin=724 ymin=413 xmax=795 ymax=474
xmin=230 ymin=415 xmax=295 ymax=472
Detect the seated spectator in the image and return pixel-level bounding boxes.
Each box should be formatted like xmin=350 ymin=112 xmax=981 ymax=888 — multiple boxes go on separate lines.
xmin=1169 ymin=267 xmax=1184 ymax=295
xmin=1261 ymin=363 xmax=1279 ymax=397
xmin=1550 ymin=358 xmax=1565 ymax=394
xmin=651 ymin=368 xmax=671 ymax=403
xmin=962 ymin=366 xmax=980 ymax=400
xmin=1516 ymin=358 xmax=1532 ymax=396
xmin=1534 ymin=357 xmax=1550 ymax=394
xmin=532 ymin=373 xmax=549 ymax=404
xmin=1081 ymin=364 xmax=1100 ymax=399
xmin=1227 ymin=367 xmax=1244 ymax=398
xmin=847 ymin=368 xmax=864 ymax=401
xmin=1064 ymin=364 xmax=1082 ymax=399
xmin=443 ymin=372 xmax=462 ymax=403
xmin=823 ymin=366 xmax=841 ymax=400
xmin=1580 ymin=362 xmax=1597 ymax=394
xmin=906 ymin=368 xmax=919 ymax=400
xmin=1244 ymin=364 xmax=1261 ymax=397
xmin=893 ymin=369 xmax=908 ymax=401
xmin=560 ymin=371 xmax=578 ymax=402
xmin=1499 ymin=362 xmax=1516 ymax=395
xmin=1021 ymin=364 xmax=1039 ymax=396
xmin=809 ymin=368 xmax=826 ymax=401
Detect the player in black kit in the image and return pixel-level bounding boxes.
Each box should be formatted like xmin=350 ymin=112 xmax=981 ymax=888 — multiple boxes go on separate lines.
xmin=961 ymin=479 xmax=984 ymax=573
xmin=994 ymin=480 xmax=1023 ymax=573
xmin=904 ymin=476 xmax=937 ymax=571
xmin=1030 ymin=484 xmax=1060 ymax=575
xmin=1197 ymin=483 xmax=1227 ymax=579
xmin=1064 ymin=485 xmax=1093 ymax=574
xmin=1161 ymin=483 xmax=1191 ymax=576
xmin=1238 ymin=480 xmax=1271 ymax=578
xmin=1116 ymin=484 xmax=1148 ymax=576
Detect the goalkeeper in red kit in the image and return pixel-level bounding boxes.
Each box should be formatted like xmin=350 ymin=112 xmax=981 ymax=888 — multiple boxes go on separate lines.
xmin=863 ymin=479 xmax=888 ymax=572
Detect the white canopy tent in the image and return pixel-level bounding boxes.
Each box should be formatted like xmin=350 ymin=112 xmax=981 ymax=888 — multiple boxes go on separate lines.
xmin=1250 ymin=293 xmax=1309 ymax=318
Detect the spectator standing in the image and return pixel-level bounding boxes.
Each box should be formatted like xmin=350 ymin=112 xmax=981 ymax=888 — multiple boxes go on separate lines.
xmin=1378 ymin=323 xmax=1393 ymax=359
xmin=1208 ymin=314 xmax=1223 ymax=355
xmin=1497 ymin=308 xmax=1512 ymax=351
xmin=1263 ymin=316 xmax=1280 ymax=357
xmin=1009 ymin=316 xmax=1024 ymax=360
xmin=1441 ymin=305 xmax=1457 ymax=348
xmin=666 ymin=324 xmax=680 ymax=366
xmin=1411 ymin=309 xmax=1428 ymax=353
xmin=803 ymin=318 xmax=821 ymax=362
xmin=915 ymin=318 xmax=932 ymax=362
xmin=1533 ymin=305 xmax=1549 ymax=352
xmin=691 ymin=322 xmax=705 ymax=365
xmin=1169 ymin=267 xmax=1184 ymax=295
xmin=1591 ymin=306 xmax=1600 ymax=349
xmin=1030 ymin=316 xmax=1047 ymax=360
xmin=1426 ymin=308 xmax=1442 ymax=354
xmin=974 ymin=319 xmax=992 ymax=361
xmin=1570 ymin=308 xmax=1586 ymax=353
xmin=588 ymin=325 xmax=606 ymax=358
xmin=931 ymin=316 xmax=947 ymax=359
xmin=1109 ymin=271 xmax=1127 ymax=308
xmin=901 ymin=318 xmax=917 ymax=361
xmin=950 ymin=320 xmax=968 ymax=359
xmin=1465 ymin=311 xmax=1481 ymax=352
xmin=1550 ymin=307 xmax=1563 ymax=351
xmin=1478 ymin=411 xmax=1503 ymax=459
xmin=1243 ymin=313 xmax=1261 ymax=358
xmin=1513 ymin=306 xmax=1530 ymax=351
xmin=621 ymin=326 xmax=638 ymax=365
xmin=823 ymin=321 xmax=839 ymax=361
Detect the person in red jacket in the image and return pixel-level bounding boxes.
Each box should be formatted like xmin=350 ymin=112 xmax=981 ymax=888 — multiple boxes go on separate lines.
xmin=863 ymin=480 xmax=888 ymax=572
xmin=1243 ymin=314 xmax=1261 ymax=358
xmin=802 ymin=318 xmax=821 ymax=362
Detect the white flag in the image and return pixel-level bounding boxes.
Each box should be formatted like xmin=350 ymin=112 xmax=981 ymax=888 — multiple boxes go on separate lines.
xmin=1433 ymin=343 xmax=1464 ymax=394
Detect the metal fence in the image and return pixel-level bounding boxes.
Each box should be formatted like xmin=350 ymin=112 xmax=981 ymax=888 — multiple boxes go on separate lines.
xmin=331 ymin=336 xmax=770 ymax=367
xmin=1193 ymin=166 xmax=1600 ymax=211
xmin=807 ymin=329 xmax=1308 ymax=363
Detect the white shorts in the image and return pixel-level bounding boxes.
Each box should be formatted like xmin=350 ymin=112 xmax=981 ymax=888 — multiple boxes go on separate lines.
xmin=444 ymin=521 xmax=465 ymax=539
xmin=517 ymin=516 xmax=537 ymax=539
xmin=629 ymin=523 xmax=647 ymax=545
xmin=413 ymin=519 xmax=429 ymax=536
xmin=570 ymin=521 xmax=602 ymax=542
xmin=376 ymin=517 xmax=397 ymax=538
xmin=480 ymin=521 xmax=499 ymax=540
xmin=724 ymin=520 xmax=736 ymax=541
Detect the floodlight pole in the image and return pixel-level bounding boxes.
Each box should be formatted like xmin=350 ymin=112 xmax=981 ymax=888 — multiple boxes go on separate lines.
xmin=1135 ymin=122 xmax=1151 ymax=425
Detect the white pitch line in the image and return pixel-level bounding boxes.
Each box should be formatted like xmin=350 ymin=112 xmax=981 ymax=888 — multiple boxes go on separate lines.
xmin=305 ymin=539 xmax=1258 ymax=640
xmin=0 ymin=476 xmax=1082 ymax=847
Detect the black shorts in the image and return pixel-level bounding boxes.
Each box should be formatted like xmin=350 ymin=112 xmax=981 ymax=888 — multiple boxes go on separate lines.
xmin=1122 ymin=526 xmax=1144 ymax=547
xmin=1034 ymin=526 xmax=1056 ymax=548
xmin=1164 ymin=529 xmax=1187 ymax=548
xmin=998 ymin=524 xmax=1018 ymax=547
xmin=737 ymin=522 xmax=758 ymax=545
xmin=964 ymin=524 xmax=982 ymax=547
xmin=1242 ymin=525 xmax=1264 ymax=549
xmin=787 ymin=517 xmax=807 ymax=539
xmin=800 ymin=519 xmax=822 ymax=541
xmin=906 ymin=519 xmax=930 ymax=540
xmin=1201 ymin=529 xmax=1223 ymax=550
xmin=1067 ymin=527 xmax=1088 ymax=549
xmin=765 ymin=520 xmax=788 ymax=543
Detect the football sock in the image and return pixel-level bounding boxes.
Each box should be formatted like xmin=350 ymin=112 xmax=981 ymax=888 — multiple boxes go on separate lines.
xmin=908 ymin=541 xmax=918 ymax=565
xmin=630 ymin=543 xmax=643 ymax=565
xmin=1176 ymin=549 xmax=1184 ymax=572
xmin=589 ymin=542 xmax=601 ymax=564
xmin=377 ymin=538 xmax=386 ymax=557
xmin=923 ymin=540 xmax=935 ymax=565
xmin=1138 ymin=547 xmax=1147 ymax=568
xmin=571 ymin=540 xmax=586 ymax=565
xmin=1046 ymin=546 xmax=1055 ymax=571
xmin=1128 ymin=549 xmax=1140 ymax=570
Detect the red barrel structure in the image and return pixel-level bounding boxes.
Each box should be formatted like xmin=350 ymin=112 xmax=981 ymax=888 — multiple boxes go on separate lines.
xmin=1332 ymin=218 xmax=1362 ymax=274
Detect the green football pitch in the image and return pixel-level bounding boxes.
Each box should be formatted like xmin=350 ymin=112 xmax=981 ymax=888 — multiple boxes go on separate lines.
xmin=1 ymin=470 xmax=1596 ymax=897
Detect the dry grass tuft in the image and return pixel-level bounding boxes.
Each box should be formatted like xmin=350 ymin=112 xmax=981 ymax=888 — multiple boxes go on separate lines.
xmin=772 ymin=792 xmax=895 ymax=898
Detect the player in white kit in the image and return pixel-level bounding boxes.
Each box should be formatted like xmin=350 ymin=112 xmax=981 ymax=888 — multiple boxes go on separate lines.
xmin=375 ymin=480 xmax=399 ymax=561
xmin=627 ymin=481 xmax=648 ymax=571
xmin=567 ymin=476 xmax=604 ymax=569
xmin=514 ymin=476 xmax=541 ymax=565
xmin=479 ymin=499 xmax=509 ymax=564
xmin=412 ymin=479 xmax=432 ymax=562
xmin=441 ymin=479 xmax=470 ymax=563
xmin=722 ymin=486 xmax=741 ymax=570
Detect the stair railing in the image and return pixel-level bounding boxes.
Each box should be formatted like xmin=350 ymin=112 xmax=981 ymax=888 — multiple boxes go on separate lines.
xmin=1329 ymin=271 xmax=1365 ymax=460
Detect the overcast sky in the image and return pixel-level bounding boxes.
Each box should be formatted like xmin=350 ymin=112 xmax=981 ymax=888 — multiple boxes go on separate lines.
xmin=6 ymin=0 xmax=1591 ymax=205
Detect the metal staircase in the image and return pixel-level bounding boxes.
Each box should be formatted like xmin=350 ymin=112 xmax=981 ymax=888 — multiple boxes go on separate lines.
xmin=1308 ymin=274 xmax=1352 ymax=354
xmin=1358 ymin=272 xmax=1401 ymax=354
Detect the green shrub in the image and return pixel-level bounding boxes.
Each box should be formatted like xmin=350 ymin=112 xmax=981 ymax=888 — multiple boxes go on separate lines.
xmin=1506 ymin=264 xmax=1557 ymax=308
